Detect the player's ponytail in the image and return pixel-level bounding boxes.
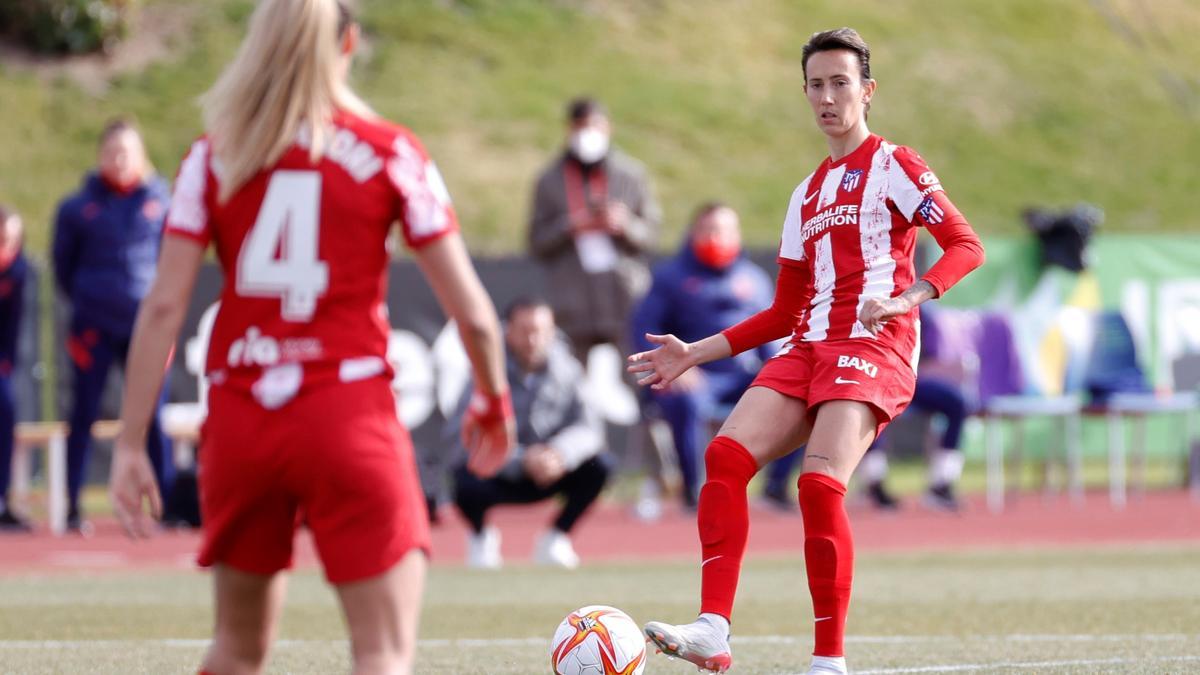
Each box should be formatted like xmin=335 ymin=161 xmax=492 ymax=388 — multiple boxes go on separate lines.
xmin=201 ymin=0 xmax=373 ymax=203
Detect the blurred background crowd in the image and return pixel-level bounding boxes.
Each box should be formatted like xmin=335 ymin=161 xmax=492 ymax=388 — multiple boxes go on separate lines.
xmin=1 ymin=1 xmax=1198 ymax=570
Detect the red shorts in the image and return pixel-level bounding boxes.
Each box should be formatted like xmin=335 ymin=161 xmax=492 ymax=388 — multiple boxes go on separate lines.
xmin=751 ymin=338 xmax=917 ymax=438
xmin=197 ymin=377 xmax=430 ymax=584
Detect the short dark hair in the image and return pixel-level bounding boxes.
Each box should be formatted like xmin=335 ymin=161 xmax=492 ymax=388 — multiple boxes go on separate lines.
xmin=567 ymin=97 xmax=606 ymax=123
xmin=689 ymin=200 xmax=733 ymax=230
xmin=801 ymin=27 xmax=871 ymax=82
xmin=504 ymin=296 xmax=552 ymax=322
xmin=99 ymin=117 xmax=139 ymax=146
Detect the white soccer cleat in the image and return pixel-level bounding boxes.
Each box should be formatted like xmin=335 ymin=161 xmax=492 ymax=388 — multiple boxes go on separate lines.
xmin=466 ymin=526 xmax=502 ymax=569
xmin=534 ymin=529 xmax=580 ymax=569
xmin=643 ymin=618 xmax=732 ymax=673
xmin=807 ymin=655 xmax=848 ymax=674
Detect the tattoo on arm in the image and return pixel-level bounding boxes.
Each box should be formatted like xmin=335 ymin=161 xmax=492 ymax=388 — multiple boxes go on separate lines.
xmin=899 ymin=279 xmax=938 ymax=306
xmin=807 ymin=454 xmax=831 ymax=462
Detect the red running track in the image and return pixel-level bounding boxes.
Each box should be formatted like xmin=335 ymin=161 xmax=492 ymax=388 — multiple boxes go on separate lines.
xmin=0 ymin=490 xmax=1197 ymax=573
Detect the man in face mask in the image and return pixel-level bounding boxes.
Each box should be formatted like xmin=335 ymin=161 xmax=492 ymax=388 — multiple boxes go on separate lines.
xmin=631 ymin=203 xmax=801 ymax=511
xmin=528 ymin=97 xmax=661 ymax=361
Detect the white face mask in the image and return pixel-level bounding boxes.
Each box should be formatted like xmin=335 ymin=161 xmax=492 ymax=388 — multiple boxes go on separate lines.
xmin=569 ymin=128 xmax=610 ymax=164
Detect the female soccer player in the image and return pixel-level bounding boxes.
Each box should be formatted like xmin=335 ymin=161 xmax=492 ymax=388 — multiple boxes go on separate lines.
xmin=108 ymin=1 xmax=514 ymax=673
xmin=633 ymin=28 xmax=984 ymax=675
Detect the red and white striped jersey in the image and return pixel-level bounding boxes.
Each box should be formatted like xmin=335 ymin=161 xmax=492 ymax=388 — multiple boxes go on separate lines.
xmin=164 ymin=110 xmax=458 ymax=401
xmin=778 ymin=134 xmax=965 ymax=363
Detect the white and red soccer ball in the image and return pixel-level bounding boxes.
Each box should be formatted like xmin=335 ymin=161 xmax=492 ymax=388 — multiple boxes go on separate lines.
xmin=550 ymin=605 xmax=646 ymax=675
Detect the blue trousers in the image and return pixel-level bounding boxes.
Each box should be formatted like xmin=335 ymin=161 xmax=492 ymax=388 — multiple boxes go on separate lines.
xmin=0 ymin=374 xmax=13 ymax=503
xmin=868 ymin=376 xmax=968 ymax=452
xmin=653 ymin=369 xmax=800 ymax=504
xmin=65 ymin=317 xmax=173 ymax=514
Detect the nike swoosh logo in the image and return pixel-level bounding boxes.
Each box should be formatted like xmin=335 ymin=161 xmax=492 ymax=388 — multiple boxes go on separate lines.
xmin=702 ymin=555 xmax=724 ymax=567
xmin=802 ymin=191 xmax=819 ymax=205
xmin=834 ymin=376 xmax=859 ymax=385
xmin=814 ymin=616 xmax=832 ymax=623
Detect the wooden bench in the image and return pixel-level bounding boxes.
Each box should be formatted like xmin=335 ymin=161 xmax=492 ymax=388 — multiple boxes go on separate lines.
xmin=12 ymin=411 xmax=202 ymax=536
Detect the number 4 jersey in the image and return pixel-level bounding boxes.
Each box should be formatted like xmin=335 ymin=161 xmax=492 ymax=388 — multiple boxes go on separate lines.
xmin=165 ymin=110 xmax=458 ymax=406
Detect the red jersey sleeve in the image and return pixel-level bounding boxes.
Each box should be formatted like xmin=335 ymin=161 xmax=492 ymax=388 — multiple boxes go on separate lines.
xmin=721 ymin=261 xmax=810 ymax=356
xmin=385 ymin=130 xmax=460 ymax=249
xmin=163 ymin=138 xmax=213 ymax=247
xmin=888 ymin=146 xmax=984 ymax=297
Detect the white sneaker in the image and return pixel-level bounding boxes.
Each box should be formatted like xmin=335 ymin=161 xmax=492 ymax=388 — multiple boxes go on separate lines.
xmin=643 ymin=617 xmax=732 ymax=673
xmin=533 ymin=529 xmax=580 ymax=569
xmin=466 ymin=526 xmax=502 ymax=569
xmin=807 ymin=655 xmax=848 ymax=674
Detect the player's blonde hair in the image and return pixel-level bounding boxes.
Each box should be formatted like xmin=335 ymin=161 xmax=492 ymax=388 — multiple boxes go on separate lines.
xmin=201 ymin=0 xmax=373 ymax=203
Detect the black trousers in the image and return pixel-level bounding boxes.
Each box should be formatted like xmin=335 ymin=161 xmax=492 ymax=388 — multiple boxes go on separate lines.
xmin=453 ymin=454 xmax=612 ymax=535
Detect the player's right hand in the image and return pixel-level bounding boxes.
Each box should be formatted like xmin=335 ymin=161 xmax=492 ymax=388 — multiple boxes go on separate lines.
xmin=108 ymin=435 xmax=162 ymax=539
xmin=627 ymin=333 xmax=692 ymax=391
xmin=461 ymin=389 xmax=516 ymax=478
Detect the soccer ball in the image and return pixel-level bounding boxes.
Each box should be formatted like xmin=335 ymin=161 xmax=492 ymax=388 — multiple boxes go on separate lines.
xmin=550 ymin=605 xmax=646 ymax=675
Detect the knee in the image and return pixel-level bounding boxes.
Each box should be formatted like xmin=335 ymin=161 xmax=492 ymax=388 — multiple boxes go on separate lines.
xmin=703 ymin=436 xmax=758 ymax=482
xmin=577 ymin=454 xmax=613 ymax=485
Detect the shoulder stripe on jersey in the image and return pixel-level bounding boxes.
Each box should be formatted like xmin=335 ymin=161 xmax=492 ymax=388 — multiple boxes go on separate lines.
xmin=850 ymin=144 xmax=898 ymax=339
xmin=166 ymin=139 xmax=210 ymax=236
xmin=778 ymin=177 xmax=812 ymax=263
xmin=885 ymin=144 xmax=927 ymax=221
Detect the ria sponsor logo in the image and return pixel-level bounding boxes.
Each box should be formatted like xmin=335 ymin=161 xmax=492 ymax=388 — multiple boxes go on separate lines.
xmin=837 ymin=354 xmax=878 ymax=378
xmin=227 ymin=326 xmax=324 ymax=367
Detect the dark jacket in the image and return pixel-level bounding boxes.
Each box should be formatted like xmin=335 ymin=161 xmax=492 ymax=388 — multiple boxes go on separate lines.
xmin=52 ymin=173 xmax=170 ymax=337
xmin=0 ymin=252 xmax=28 ymax=374
xmin=631 ymin=243 xmax=776 ymax=376
xmin=528 ymin=150 xmax=660 ymax=345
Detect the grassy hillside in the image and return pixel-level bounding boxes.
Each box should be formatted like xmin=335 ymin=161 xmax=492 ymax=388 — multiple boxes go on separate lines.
xmin=1 ymin=0 xmax=1198 ymax=257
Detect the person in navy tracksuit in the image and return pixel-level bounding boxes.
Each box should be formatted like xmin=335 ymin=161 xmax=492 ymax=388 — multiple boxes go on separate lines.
xmin=0 ymin=206 xmax=31 ymax=532
xmin=52 ymin=119 xmax=173 ymax=531
xmin=631 ymin=202 xmax=800 ymax=510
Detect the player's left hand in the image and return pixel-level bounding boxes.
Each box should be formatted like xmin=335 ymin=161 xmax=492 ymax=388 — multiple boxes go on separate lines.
xmin=108 ymin=435 xmax=162 ymax=539
xmin=858 ymin=296 xmax=912 ymax=336
xmin=462 ymin=389 xmax=516 ymax=478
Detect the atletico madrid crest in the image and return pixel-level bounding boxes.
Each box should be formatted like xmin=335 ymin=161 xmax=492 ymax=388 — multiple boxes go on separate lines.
xmin=841 ymin=169 xmax=863 ymax=193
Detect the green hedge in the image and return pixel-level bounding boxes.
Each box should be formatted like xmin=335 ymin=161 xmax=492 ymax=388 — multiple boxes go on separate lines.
xmin=0 ymin=0 xmax=135 ymax=55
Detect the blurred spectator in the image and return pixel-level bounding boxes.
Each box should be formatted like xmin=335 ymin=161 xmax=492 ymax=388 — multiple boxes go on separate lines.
xmin=452 ymin=298 xmax=610 ymax=569
xmin=861 ymin=304 xmax=969 ymax=511
xmin=1023 ymin=202 xmax=1103 ymax=272
xmin=0 ymin=206 xmax=30 ymax=532
xmin=528 ymin=96 xmax=661 ymax=359
xmin=631 ymin=202 xmax=801 ymax=511
xmin=52 ymin=118 xmax=174 ymax=532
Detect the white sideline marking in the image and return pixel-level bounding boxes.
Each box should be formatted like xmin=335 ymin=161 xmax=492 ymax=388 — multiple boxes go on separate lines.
xmin=0 ymin=633 xmax=1195 ymax=651
xmin=855 ymin=655 xmax=1200 ymax=674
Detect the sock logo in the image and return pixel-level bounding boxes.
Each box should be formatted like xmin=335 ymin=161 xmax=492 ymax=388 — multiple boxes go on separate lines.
xmin=836 ymin=354 xmax=878 ymax=378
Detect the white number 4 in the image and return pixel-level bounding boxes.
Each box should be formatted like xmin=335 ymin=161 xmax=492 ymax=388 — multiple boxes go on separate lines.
xmin=236 ymin=171 xmax=329 ymax=322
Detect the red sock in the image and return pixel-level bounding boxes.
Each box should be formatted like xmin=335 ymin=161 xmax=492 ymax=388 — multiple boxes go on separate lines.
xmin=797 ymin=472 xmax=853 ymax=657
xmin=697 ymin=436 xmax=759 ymax=621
